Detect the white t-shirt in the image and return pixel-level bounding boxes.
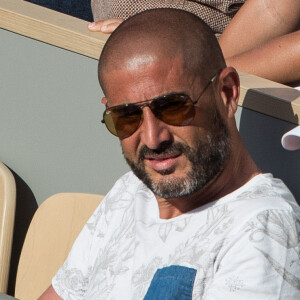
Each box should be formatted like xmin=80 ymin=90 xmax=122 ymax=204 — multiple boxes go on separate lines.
xmin=52 ymin=172 xmax=300 ymax=299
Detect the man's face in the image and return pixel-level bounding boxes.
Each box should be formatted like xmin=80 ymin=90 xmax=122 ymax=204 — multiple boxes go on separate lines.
xmin=103 ymin=55 xmax=230 ymax=199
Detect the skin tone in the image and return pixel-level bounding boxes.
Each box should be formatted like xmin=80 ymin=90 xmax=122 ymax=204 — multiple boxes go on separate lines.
xmin=219 ymin=0 xmax=300 ymax=84
xmin=220 ymin=0 xmax=300 ymax=56
xmin=88 ymin=0 xmax=300 ymax=84
xmin=222 ymin=30 xmax=300 ymax=84
xmin=102 ymin=54 xmax=259 ymax=219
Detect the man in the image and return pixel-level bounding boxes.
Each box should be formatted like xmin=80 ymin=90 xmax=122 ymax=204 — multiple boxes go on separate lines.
xmin=40 ymin=8 xmax=300 ymax=299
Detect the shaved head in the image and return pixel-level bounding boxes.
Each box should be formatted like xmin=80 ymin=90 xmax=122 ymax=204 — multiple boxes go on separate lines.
xmin=98 ymin=8 xmax=226 ymax=95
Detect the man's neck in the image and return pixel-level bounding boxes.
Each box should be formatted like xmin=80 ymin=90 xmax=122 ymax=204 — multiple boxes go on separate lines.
xmin=156 ymin=145 xmax=260 ymax=220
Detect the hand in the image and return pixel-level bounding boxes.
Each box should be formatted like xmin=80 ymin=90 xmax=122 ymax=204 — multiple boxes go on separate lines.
xmin=88 ymin=18 xmax=124 ymax=34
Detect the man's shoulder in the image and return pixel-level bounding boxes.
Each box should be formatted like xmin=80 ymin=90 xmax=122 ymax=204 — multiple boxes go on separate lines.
xmin=222 ymin=173 xmax=299 ymax=220
xmin=207 ymin=174 xmax=300 ymax=250
xmin=237 ymin=173 xmax=296 ymax=205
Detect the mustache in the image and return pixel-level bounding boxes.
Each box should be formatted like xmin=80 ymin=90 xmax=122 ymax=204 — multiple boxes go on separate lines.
xmin=138 ymin=141 xmax=190 ymax=163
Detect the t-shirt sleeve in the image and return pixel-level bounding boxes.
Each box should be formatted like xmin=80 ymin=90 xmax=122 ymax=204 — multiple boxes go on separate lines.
xmin=51 ymin=200 xmax=105 ymax=300
xmin=204 ymin=208 xmax=300 ymax=299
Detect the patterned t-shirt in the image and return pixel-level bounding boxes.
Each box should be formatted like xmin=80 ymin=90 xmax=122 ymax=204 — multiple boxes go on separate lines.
xmin=52 ymin=172 xmax=300 ymax=299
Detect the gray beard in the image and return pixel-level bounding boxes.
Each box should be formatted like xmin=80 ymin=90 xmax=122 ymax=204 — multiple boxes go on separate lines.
xmin=124 ymin=108 xmax=230 ymax=199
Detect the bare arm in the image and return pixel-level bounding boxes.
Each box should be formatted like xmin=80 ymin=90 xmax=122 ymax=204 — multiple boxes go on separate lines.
xmin=219 ymin=0 xmax=300 ymax=83
xmin=219 ymin=0 xmax=300 ymax=57
xmin=38 ymin=285 xmax=62 ymax=300
xmin=225 ymin=30 xmax=300 ymax=83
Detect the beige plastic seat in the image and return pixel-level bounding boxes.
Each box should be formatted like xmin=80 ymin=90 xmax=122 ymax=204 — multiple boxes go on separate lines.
xmin=0 ymin=161 xmax=16 ymax=294
xmin=15 ymin=192 xmax=104 ymax=300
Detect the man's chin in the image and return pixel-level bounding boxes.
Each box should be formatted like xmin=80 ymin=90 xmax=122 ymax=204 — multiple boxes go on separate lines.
xmin=147 ymin=175 xmax=194 ymax=199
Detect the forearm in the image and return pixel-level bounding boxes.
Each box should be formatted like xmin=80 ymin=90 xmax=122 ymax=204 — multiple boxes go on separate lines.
xmin=225 ymin=31 xmax=300 ymax=84
xmin=219 ymin=0 xmax=300 ymax=58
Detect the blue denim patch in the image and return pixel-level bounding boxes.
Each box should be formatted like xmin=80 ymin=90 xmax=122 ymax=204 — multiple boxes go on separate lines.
xmin=144 ymin=265 xmax=197 ymax=300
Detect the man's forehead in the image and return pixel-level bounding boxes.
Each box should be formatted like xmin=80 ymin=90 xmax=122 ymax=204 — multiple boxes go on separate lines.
xmin=103 ymin=57 xmax=205 ymax=107
xmin=104 ymin=54 xmax=194 ymax=89
xmin=108 ymin=52 xmax=186 ymax=75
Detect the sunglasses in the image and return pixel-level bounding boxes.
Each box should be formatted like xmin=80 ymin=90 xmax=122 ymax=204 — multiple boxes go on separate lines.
xmin=102 ymin=75 xmax=216 ymax=139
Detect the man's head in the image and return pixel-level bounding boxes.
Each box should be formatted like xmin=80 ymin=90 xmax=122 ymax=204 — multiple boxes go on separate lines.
xmin=99 ymin=8 xmax=240 ymax=200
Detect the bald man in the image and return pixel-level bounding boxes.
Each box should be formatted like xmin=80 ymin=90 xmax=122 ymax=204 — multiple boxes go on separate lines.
xmin=40 ymin=9 xmax=300 ymax=300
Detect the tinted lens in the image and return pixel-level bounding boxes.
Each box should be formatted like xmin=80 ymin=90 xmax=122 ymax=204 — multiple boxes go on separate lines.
xmin=151 ymin=94 xmax=195 ymax=126
xmin=104 ymin=104 xmax=142 ymax=138
xmin=103 ymin=94 xmax=196 ymax=138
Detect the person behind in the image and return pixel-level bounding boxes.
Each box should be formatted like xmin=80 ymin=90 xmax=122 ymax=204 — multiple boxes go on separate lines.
xmin=40 ymin=8 xmax=300 ymax=299
xmin=89 ymin=0 xmax=300 ymax=85
xmin=90 ymin=0 xmax=246 ymax=37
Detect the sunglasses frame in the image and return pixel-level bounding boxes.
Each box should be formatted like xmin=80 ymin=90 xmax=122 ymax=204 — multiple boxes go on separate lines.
xmin=102 ymin=73 xmax=217 ymax=138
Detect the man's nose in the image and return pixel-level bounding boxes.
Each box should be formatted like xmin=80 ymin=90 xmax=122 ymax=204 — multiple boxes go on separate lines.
xmin=139 ymin=107 xmax=172 ymax=149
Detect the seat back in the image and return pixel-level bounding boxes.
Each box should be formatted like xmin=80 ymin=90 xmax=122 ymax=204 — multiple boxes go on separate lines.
xmin=0 ymin=162 xmax=16 ymax=294
xmin=15 ymin=193 xmax=103 ymax=300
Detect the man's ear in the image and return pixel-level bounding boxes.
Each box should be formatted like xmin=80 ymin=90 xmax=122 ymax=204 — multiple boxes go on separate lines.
xmin=217 ymin=67 xmax=240 ymax=118
xmin=101 ymin=97 xmax=108 ymax=106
